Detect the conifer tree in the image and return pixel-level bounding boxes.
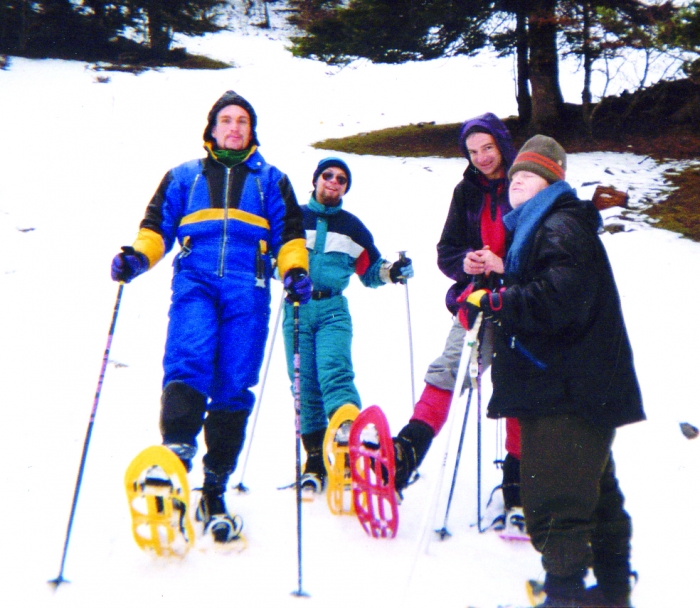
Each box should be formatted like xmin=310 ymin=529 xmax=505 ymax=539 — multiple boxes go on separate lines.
xmin=287 ymin=0 xmax=685 ymax=133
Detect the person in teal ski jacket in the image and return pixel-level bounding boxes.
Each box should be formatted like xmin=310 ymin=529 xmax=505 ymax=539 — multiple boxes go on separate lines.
xmin=111 ymin=91 xmax=310 ymax=543
xmin=281 ymin=157 xmax=414 ymax=491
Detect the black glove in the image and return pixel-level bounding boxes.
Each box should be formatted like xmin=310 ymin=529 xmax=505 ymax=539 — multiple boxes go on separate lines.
xmin=111 ymin=246 xmax=149 ymax=283
xmin=389 ymin=256 xmax=414 ymax=284
xmin=284 ymin=268 xmax=312 ymax=304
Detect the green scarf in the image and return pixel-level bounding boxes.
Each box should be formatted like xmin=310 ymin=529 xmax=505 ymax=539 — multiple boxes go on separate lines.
xmin=208 ymin=145 xmax=254 ymax=168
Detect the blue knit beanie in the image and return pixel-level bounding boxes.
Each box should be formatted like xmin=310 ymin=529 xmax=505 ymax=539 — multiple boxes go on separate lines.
xmin=312 ymin=157 xmax=352 ymax=192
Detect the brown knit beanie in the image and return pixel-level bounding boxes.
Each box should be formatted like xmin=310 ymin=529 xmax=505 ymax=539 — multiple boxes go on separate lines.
xmin=508 ymin=135 xmax=566 ymax=183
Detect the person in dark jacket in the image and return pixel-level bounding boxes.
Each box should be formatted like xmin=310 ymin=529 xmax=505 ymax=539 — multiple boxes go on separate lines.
xmin=462 ymin=135 xmax=644 ymax=607
xmin=283 ymin=157 xmax=414 ymax=492
xmin=111 ymin=91 xmax=310 ymax=543
xmin=391 ymin=113 xmax=523 ymax=528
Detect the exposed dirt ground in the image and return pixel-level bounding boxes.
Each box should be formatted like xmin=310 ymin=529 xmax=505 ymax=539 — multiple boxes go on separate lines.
xmin=316 ymin=125 xmax=700 ymax=240
xmin=561 ymin=130 xmax=700 ymax=242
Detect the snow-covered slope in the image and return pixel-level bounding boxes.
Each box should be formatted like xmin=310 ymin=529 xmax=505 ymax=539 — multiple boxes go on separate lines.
xmin=0 ymin=25 xmax=698 ymax=608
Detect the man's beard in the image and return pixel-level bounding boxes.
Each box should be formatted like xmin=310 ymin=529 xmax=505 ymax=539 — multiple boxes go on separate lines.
xmin=318 ymin=191 xmax=341 ymax=206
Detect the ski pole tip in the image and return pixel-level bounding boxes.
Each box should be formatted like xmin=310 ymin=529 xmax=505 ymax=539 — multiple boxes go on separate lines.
xmin=48 ymin=575 xmax=70 ymax=590
xmin=290 ymin=589 xmax=311 ymax=598
xmin=434 ymin=527 xmax=452 ymax=541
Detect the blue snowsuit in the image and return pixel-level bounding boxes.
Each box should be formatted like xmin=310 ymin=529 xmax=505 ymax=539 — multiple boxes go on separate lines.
xmin=133 ymin=147 xmax=307 ymax=414
xmin=282 ymin=196 xmax=391 ymax=435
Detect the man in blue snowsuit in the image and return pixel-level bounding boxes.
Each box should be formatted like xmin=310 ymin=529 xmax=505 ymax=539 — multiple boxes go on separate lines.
xmin=282 ymin=157 xmax=414 ymax=491
xmin=111 ymin=91 xmax=310 ymax=542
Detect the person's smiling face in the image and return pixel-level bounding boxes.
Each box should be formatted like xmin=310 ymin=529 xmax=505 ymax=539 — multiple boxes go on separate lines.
xmin=466 ymin=132 xmax=504 ymax=180
xmin=315 ymin=168 xmax=348 ymax=206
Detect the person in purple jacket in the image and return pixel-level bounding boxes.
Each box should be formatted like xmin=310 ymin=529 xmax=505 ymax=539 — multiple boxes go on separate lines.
xmin=392 ymin=113 xmax=520 ymax=518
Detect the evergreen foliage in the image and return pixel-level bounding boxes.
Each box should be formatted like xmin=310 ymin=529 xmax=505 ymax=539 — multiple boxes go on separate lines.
xmin=288 ymin=0 xmax=688 ymax=133
xmin=656 ymin=0 xmax=700 ymax=77
xmin=288 ymin=0 xmax=491 ymax=64
xmin=0 ymin=0 xmax=229 ymax=63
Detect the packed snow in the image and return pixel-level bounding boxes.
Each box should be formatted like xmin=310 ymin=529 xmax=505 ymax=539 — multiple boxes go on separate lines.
xmin=1 ymin=21 xmax=698 ymax=608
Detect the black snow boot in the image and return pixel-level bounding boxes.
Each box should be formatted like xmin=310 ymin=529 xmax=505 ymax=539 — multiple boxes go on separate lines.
xmin=536 ymin=572 xmax=586 ymax=608
xmin=196 ymin=466 xmax=243 ymax=543
xmin=301 ymin=428 xmax=327 ymax=493
xmin=582 ymin=585 xmax=632 ymax=607
xmin=197 ymin=409 xmax=250 ymax=543
xmin=393 ymin=420 xmax=434 ymax=492
xmin=160 ymin=381 xmax=207 ymax=472
xmin=502 ymin=452 xmax=522 ymax=510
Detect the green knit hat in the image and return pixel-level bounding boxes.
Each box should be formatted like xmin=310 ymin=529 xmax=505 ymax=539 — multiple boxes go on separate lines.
xmin=508 ymin=135 xmax=566 ymax=183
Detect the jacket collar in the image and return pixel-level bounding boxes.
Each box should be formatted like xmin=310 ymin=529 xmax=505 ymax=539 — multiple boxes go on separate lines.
xmin=308 ymin=194 xmax=343 ymax=215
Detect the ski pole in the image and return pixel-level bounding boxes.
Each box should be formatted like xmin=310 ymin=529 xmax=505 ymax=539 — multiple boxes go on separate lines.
xmin=401 ymin=317 xmax=476 ymax=605
xmin=433 ymin=312 xmax=482 ymax=540
xmin=398 ymin=251 xmax=415 ymax=407
xmin=476 ymin=341 xmax=484 ymax=533
xmin=290 ymin=302 xmax=309 ymax=598
xmin=435 ymin=385 xmax=474 ymax=540
xmin=49 ymin=283 xmax=125 ymax=589
xmin=234 ymin=289 xmax=285 ymax=492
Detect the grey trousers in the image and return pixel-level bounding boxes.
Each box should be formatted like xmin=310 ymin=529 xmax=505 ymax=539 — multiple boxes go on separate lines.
xmin=424 ymin=316 xmax=493 ymax=394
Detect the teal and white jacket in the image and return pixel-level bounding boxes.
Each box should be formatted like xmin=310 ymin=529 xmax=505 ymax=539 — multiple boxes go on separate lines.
xmin=302 ymin=196 xmax=393 ymax=293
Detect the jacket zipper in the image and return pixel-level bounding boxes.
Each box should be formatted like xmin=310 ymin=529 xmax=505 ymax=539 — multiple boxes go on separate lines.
xmin=254 ymin=177 xmax=267 ymax=287
xmin=219 ymin=167 xmax=231 ymax=277
xmin=178 ymin=174 xmax=200 ymax=263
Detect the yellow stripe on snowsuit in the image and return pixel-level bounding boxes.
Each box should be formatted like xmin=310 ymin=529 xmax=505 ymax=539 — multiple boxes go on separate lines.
xmin=277 ymin=238 xmax=309 ymax=280
xmin=132 ymin=228 xmax=166 ymax=268
xmin=179 ymin=208 xmax=271 ymax=230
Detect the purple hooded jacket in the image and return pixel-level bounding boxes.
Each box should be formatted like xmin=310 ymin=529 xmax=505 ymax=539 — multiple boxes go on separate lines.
xmin=437 ymin=112 xmax=518 ymax=313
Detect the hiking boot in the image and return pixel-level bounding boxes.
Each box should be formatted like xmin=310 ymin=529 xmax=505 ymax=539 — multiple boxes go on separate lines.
xmin=537 ymin=573 xmax=586 ymax=608
xmin=535 ymin=597 xmax=585 ymax=607
xmin=393 ymin=420 xmax=434 ymax=491
xmin=195 ymin=490 xmax=243 ymax=543
xmin=301 ymin=428 xmax=327 ymax=491
xmin=583 ymin=584 xmax=632 ymax=607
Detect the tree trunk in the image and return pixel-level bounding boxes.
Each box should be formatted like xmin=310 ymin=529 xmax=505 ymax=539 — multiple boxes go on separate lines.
xmin=581 ymin=0 xmax=593 ymax=132
xmin=146 ymin=0 xmax=173 ymax=55
xmin=526 ymin=0 xmax=564 ymax=134
xmin=515 ymin=4 xmax=531 ymax=126
xmin=17 ymin=0 xmax=30 ymax=53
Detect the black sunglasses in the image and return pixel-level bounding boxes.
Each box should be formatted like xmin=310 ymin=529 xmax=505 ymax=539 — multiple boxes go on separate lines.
xmin=321 ymin=171 xmax=348 ymax=186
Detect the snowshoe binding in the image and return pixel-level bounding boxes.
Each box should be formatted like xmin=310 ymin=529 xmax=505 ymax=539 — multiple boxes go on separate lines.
xmin=323 ymin=404 xmax=360 ymax=515
xmin=125 ymin=445 xmax=195 ymax=556
xmin=195 ymin=491 xmax=243 ymax=544
xmin=349 ymin=405 xmax=399 ymax=538
xmin=500 ymin=506 xmax=529 ymax=541
xmin=299 ymin=471 xmax=325 ymax=497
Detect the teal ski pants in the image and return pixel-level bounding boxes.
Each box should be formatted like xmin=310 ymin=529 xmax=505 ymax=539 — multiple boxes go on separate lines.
xmin=283 ymin=295 xmax=361 ymax=435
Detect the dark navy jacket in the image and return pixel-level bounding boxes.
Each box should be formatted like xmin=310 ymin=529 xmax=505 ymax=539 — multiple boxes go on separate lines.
xmin=436 ymin=113 xmax=518 ymax=312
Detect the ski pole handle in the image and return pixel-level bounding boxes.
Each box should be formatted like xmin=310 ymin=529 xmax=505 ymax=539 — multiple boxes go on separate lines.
xmin=398 ymin=250 xmax=408 ymax=285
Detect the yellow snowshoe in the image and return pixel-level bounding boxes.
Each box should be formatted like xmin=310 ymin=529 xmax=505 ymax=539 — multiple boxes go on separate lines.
xmin=323 ymin=404 xmax=360 ymax=515
xmin=125 ymin=445 xmax=195 ymax=557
